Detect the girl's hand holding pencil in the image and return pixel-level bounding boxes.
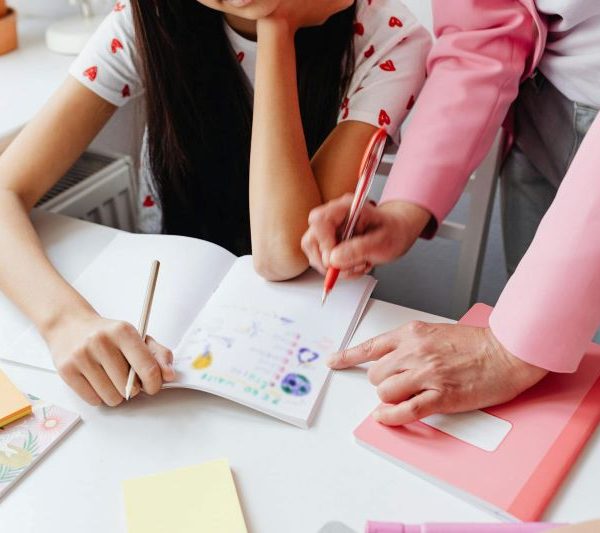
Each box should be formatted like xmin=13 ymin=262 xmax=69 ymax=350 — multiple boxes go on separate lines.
xmin=46 ymin=314 xmax=174 ymax=407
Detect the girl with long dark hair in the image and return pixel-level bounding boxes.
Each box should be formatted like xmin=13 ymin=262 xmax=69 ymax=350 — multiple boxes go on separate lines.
xmin=0 ymin=0 xmax=429 ymax=405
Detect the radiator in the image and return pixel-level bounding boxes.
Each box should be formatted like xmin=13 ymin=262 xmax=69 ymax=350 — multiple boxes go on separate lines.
xmin=36 ymin=151 xmax=137 ymax=231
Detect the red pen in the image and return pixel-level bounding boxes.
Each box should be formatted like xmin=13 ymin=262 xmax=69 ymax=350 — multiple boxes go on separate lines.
xmin=321 ymin=126 xmax=387 ymax=305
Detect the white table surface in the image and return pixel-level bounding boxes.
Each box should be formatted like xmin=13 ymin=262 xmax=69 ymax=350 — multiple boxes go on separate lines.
xmin=0 ymin=212 xmax=599 ymax=532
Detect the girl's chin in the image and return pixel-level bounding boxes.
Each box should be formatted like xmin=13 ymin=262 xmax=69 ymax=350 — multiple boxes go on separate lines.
xmin=223 ymin=0 xmax=253 ymax=7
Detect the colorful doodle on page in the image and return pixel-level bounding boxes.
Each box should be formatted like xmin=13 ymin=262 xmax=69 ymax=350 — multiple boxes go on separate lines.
xmin=281 ymin=373 xmax=311 ymax=396
xmin=297 ymin=347 xmax=320 ymax=365
xmin=192 ymin=349 xmax=213 ymax=370
xmin=173 ymin=303 xmax=336 ymax=412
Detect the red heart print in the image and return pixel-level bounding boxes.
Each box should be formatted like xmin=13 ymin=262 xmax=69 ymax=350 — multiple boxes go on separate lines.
xmin=378 ymin=109 xmax=391 ymax=126
xmin=111 ymin=38 xmax=123 ymax=54
xmin=342 ymin=107 xmax=349 ymax=120
xmin=406 ymin=94 xmax=415 ymax=110
xmin=389 ymin=16 xmax=403 ymax=28
xmin=379 ymin=59 xmax=396 ymax=72
xmin=142 ymin=195 xmax=155 ymax=208
xmin=353 ymin=22 xmax=364 ymax=36
xmin=236 ymin=51 xmax=245 ymax=63
xmin=113 ymin=1 xmax=125 ymax=11
xmin=364 ymin=44 xmax=375 ymax=58
xmin=83 ymin=66 xmax=97 ymax=81
xmin=340 ymin=97 xmax=349 ymax=110
xmin=122 ymin=84 xmax=131 ymax=98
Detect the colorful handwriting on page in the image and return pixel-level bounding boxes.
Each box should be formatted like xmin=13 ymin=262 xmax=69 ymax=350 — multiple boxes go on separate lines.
xmin=174 ymin=304 xmax=334 ymax=407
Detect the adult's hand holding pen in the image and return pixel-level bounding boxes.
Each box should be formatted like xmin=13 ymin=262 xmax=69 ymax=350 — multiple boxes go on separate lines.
xmin=302 ymin=196 xmax=431 ymax=278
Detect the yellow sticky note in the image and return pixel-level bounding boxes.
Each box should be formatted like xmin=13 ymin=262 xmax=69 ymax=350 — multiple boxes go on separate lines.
xmin=0 ymin=368 xmax=32 ymax=428
xmin=122 ymin=459 xmax=248 ymax=533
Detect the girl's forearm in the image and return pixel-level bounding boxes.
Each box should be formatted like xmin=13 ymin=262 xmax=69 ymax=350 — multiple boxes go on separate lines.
xmin=0 ymin=190 xmax=96 ymax=338
xmin=250 ymin=18 xmax=321 ymax=280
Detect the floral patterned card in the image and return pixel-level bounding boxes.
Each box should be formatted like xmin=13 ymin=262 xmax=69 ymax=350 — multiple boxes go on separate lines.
xmin=0 ymin=394 xmax=80 ymax=498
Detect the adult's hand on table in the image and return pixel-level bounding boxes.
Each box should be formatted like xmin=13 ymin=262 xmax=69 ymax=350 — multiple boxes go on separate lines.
xmin=302 ymin=197 xmax=431 ymax=279
xmin=327 ymin=321 xmax=548 ymax=425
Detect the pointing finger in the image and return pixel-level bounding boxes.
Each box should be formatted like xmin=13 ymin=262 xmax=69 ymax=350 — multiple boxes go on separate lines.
xmin=327 ymin=331 xmax=397 ymax=369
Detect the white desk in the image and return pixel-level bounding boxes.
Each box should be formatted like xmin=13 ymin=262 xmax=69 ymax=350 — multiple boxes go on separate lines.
xmin=0 ymin=212 xmax=599 ymax=533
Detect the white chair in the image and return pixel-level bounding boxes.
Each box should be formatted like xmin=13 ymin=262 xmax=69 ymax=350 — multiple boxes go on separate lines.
xmin=375 ymin=130 xmax=504 ymax=318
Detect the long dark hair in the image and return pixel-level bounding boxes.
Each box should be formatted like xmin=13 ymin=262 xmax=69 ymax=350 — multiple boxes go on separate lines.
xmin=131 ymin=0 xmax=356 ymax=255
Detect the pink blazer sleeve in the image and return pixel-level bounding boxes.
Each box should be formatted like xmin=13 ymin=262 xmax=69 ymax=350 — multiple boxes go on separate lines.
xmin=380 ymin=0 xmax=536 ymax=237
xmin=489 ymin=115 xmax=600 ymax=372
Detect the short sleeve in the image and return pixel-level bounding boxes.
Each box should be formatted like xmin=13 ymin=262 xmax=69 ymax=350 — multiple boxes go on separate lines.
xmin=339 ymin=0 xmax=432 ymax=143
xmin=69 ymin=2 xmax=143 ymax=106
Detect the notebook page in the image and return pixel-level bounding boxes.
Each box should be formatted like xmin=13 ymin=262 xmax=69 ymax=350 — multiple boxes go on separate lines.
xmin=169 ymin=256 xmax=376 ymax=427
xmin=7 ymin=232 xmax=236 ymax=370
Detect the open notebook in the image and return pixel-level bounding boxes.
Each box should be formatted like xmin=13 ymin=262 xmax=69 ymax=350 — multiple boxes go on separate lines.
xmin=6 ymin=232 xmax=375 ymax=428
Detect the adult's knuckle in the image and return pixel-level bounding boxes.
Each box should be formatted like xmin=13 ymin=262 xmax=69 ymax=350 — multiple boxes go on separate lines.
xmin=377 ymin=383 xmax=393 ymax=403
xmin=308 ymin=205 xmax=325 ymax=224
xmin=407 ymin=320 xmax=427 ymax=335
xmin=362 ymin=337 xmax=376 ymax=357
xmin=408 ymin=401 xmax=424 ymax=420
xmin=414 ymin=340 xmax=435 ymax=359
xmin=366 ymin=365 xmax=379 ymax=385
xmin=337 ymin=349 xmax=351 ymax=366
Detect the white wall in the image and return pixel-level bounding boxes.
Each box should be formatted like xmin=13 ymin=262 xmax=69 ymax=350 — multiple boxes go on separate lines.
xmin=10 ymin=0 xmax=112 ymax=18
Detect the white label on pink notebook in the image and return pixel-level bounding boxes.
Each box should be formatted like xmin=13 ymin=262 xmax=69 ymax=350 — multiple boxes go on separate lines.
xmin=421 ymin=410 xmax=512 ymax=452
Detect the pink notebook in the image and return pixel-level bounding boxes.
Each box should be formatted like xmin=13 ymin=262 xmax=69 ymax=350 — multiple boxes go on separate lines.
xmin=354 ymin=304 xmax=600 ymax=521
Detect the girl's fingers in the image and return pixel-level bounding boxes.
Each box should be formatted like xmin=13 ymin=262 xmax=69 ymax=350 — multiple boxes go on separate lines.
xmin=373 ymin=389 xmax=441 ymax=426
xmin=146 ymin=336 xmax=175 ymax=382
xmin=90 ymin=334 xmax=133 ymax=397
xmin=79 ymin=357 xmax=124 ymax=407
xmin=112 ymin=322 xmax=162 ymax=395
xmin=65 ymin=372 xmax=103 ymax=406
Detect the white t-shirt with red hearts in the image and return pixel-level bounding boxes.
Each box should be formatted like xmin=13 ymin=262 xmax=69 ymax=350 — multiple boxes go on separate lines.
xmin=69 ymin=0 xmax=431 ymax=234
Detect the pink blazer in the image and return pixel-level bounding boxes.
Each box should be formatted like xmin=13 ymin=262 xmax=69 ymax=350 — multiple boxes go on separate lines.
xmin=382 ymin=0 xmax=600 ymax=372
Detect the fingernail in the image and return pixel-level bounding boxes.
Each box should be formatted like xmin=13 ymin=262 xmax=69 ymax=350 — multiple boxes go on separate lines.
xmin=372 ymin=410 xmax=382 ymax=422
xmin=326 ymin=355 xmax=337 ymax=367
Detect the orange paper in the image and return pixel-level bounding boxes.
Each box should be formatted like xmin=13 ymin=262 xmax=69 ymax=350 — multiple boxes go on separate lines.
xmin=0 ymin=368 xmax=31 ymax=427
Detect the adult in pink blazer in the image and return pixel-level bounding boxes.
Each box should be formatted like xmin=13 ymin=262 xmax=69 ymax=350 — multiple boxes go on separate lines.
xmin=302 ymin=0 xmax=600 ymax=425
